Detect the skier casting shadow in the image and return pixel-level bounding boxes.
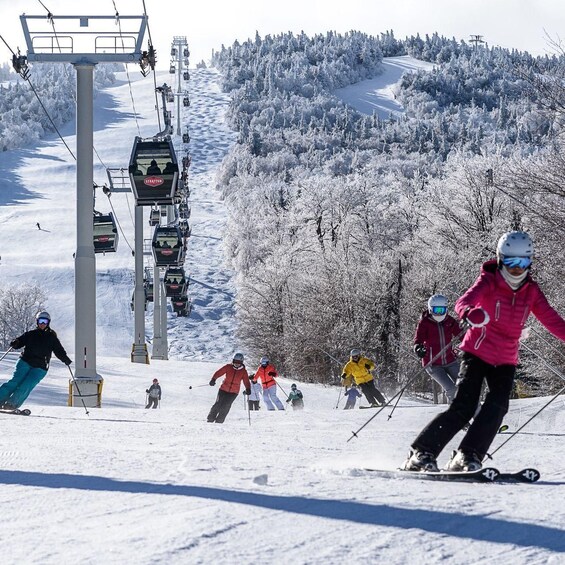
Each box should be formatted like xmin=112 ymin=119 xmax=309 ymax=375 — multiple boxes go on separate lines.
xmin=207 ymin=353 xmax=251 ymax=423
xmin=0 ymin=311 xmax=72 ymax=410
xmin=403 ymin=231 xmax=565 ymax=473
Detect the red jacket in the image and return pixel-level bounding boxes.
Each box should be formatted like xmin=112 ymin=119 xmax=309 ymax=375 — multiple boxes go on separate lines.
xmin=211 ymin=364 xmax=251 ymax=394
xmin=255 ymin=364 xmax=278 ymax=389
xmin=456 ymin=260 xmax=565 ymax=366
xmin=414 ymin=312 xmax=460 ymax=366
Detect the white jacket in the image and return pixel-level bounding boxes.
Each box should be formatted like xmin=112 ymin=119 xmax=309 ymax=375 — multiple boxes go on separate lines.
xmin=249 ymin=382 xmax=263 ymax=401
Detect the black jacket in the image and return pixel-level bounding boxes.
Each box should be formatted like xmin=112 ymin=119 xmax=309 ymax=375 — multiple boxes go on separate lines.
xmin=10 ymin=327 xmax=71 ymax=370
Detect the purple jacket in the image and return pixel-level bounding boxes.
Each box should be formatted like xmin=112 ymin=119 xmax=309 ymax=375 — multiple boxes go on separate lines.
xmin=414 ymin=312 xmax=460 ymax=366
xmin=456 ymin=260 xmax=565 ymax=366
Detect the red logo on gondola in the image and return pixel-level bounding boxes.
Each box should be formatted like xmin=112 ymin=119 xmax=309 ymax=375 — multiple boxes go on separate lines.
xmin=160 ymin=249 xmax=173 ymax=256
xmin=144 ymin=176 xmax=164 ymax=187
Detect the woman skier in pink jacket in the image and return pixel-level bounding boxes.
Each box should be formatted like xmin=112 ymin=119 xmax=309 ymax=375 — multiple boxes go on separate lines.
xmin=403 ymin=231 xmax=565 ymax=473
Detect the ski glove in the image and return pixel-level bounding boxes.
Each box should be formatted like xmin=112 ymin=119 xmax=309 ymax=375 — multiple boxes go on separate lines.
xmin=465 ymin=307 xmax=490 ymax=328
xmin=9 ymin=339 xmax=20 ymax=349
xmin=243 ymin=388 xmax=251 ymax=395
xmin=209 ymin=378 xmax=216 ymax=386
xmin=414 ymin=344 xmax=427 ymax=359
xmin=145 ymin=389 xmax=149 ymax=393
xmin=63 ymin=357 xmax=72 ymax=366
xmin=267 ymin=371 xmax=276 ymax=377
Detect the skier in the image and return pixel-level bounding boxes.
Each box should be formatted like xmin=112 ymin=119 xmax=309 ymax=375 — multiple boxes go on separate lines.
xmin=403 ymin=231 xmax=565 ymax=473
xmin=0 ymin=311 xmax=72 ymax=410
xmin=413 ymin=294 xmax=461 ymax=403
xmin=286 ymin=383 xmax=304 ymax=410
xmin=254 ymin=356 xmax=285 ymax=411
xmin=343 ymin=384 xmax=362 ymax=409
xmin=207 ymin=353 xmax=251 ymax=423
xmin=145 ymin=378 xmax=161 ymax=409
xmin=341 ymin=349 xmax=386 ymax=407
xmin=248 ymin=373 xmax=262 ymax=411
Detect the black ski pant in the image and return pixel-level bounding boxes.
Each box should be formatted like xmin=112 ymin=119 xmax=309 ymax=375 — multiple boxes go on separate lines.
xmin=359 ymin=380 xmax=386 ymax=405
xmin=207 ymin=389 xmax=238 ymax=423
xmin=412 ymin=352 xmax=515 ymax=460
xmin=248 ymin=400 xmax=260 ymax=411
xmin=145 ymin=397 xmax=159 ymax=409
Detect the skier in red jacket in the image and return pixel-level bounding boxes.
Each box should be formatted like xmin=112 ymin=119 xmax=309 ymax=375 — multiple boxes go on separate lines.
xmin=207 ymin=353 xmax=251 ymax=423
xmin=403 ymin=231 xmax=565 ymax=473
xmin=413 ymin=294 xmax=461 ymax=403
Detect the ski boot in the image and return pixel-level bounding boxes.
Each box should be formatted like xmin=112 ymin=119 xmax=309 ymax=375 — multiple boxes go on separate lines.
xmin=402 ymin=449 xmax=439 ymax=472
xmin=445 ymin=449 xmax=482 ymax=472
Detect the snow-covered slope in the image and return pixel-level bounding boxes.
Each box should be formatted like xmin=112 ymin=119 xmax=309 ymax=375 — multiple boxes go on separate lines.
xmin=0 ymin=62 xmax=564 ymax=565
xmin=334 ymin=55 xmax=435 ymax=118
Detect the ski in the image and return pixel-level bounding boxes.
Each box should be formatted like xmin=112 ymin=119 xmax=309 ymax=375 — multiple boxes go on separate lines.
xmin=363 ymin=467 xmax=499 ymax=482
xmin=495 ymin=468 xmax=540 ymax=483
xmin=0 ymin=408 xmax=31 ymax=416
xmin=359 ymin=405 xmax=382 ymax=409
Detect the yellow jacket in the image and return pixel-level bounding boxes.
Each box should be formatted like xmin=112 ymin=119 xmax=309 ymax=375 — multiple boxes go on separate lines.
xmin=341 ymin=356 xmax=375 ymax=385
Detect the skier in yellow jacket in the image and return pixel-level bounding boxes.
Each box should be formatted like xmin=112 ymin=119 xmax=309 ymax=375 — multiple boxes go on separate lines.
xmin=341 ymin=349 xmax=386 ymax=407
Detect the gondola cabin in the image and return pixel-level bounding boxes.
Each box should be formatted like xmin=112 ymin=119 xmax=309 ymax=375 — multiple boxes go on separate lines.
xmin=171 ymin=295 xmax=191 ymax=317
xmin=183 ymin=71 xmax=189 ymax=81
xmin=164 ymin=266 xmax=188 ymax=297
xmin=178 ymin=219 xmax=191 ymax=238
xmin=93 ymin=213 xmax=118 ymax=253
xmin=149 ymin=208 xmax=160 ymax=226
xmin=182 ymin=132 xmax=190 ymax=144
xmin=129 ymin=137 xmax=179 ymax=206
xmin=183 ymin=96 xmax=190 ymax=107
xmin=152 ymin=225 xmax=184 ymax=266
xmin=169 ymin=64 xmax=175 ymax=74
xmin=144 ymin=279 xmax=154 ymax=302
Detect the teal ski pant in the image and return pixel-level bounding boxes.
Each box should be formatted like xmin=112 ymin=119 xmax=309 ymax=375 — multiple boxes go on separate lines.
xmin=0 ymin=358 xmax=47 ymax=408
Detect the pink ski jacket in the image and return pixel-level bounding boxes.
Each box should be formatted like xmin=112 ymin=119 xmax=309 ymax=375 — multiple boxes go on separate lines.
xmin=455 ymin=260 xmax=565 ymax=366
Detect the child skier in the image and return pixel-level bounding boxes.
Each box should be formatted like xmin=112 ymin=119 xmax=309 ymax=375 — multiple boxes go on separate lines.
xmin=248 ymin=373 xmax=262 ymax=411
xmin=403 ymin=231 xmax=565 ymax=473
xmin=286 ymin=383 xmax=304 ymax=410
xmin=0 ymin=311 xmax=72 ymax=410
xmin=207 ymin=353 xmax=251 ymax=423
xmin=145 ymin=378 xmax=161 ymax=409
xmin=343 ymin=384 xmax=362 ymax=409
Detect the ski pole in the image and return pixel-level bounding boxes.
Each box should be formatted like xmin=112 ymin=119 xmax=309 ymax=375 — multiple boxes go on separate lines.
xmin=334 ymin=386 xmax=343 ymax=409
xmin=188 ymin=384 xmax=210 ymax=389
xmin=347 ymin=326 xmax=467 ymax=442
xmin=0 ymin=347 xmax=14 ymax=363
xmin=521 ymin=341 xmax=565 ymax=384
xmin=387 ymin=386 xmax=405 ymax=420
xmin=486 ymin=383 xmax=565 ymax=461
xmin=67 ymin=365 xmax=90 ymax=416
xmin=276 ymin=381 xmax=289 ymax=400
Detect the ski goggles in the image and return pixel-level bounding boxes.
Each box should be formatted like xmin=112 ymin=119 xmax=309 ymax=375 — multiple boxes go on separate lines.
xmin=430 ymin=306 xmax=447 ymax=316
xmin=37 ymin=318 xmax=50 ymax=325
xmin=502 ymin=256 xmax=532 ymax=269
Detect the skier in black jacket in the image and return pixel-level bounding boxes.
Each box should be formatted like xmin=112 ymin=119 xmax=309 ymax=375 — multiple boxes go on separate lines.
xmin=0 ymin=311 xmax=71 ymax=410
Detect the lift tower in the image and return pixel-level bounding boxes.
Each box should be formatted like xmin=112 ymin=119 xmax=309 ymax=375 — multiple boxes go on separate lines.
xmin=19 ymin=14 xmax=149 ymax=402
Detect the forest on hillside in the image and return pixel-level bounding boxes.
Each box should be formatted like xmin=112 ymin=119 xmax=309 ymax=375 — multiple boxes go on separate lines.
xmin=212 ymin=30 xmax=565 ymax=397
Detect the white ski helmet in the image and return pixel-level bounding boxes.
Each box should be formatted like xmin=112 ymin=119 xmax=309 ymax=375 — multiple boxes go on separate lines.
xmin=427 ymin=294 xmax=448 ymax=314
xmin=497 ymin=231 xmax=533 ymax=260
xmin=260 ymin=356 xmax=269 ymax=366
xmin=36 ymin=311 xmax=51 ymax=323
xmin=350 ymin=348 xmax=361 ymax=358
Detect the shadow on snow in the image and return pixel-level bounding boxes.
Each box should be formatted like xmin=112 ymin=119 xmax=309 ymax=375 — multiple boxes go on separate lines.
xmin=0 ymin=469 xmax=563 ymax=553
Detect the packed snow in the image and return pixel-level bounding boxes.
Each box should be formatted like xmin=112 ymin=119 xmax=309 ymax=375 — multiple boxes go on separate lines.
xmin=0 ymin=60 xmax=563 ymax=564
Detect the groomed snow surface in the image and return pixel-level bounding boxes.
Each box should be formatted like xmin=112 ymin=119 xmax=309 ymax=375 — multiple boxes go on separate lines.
xmin=0 ymin=60 xmax=563 ymax=564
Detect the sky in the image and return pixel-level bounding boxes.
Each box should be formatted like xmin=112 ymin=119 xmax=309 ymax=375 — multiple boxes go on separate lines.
xmin=1 ymin=0 xmax=565 ymax=69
